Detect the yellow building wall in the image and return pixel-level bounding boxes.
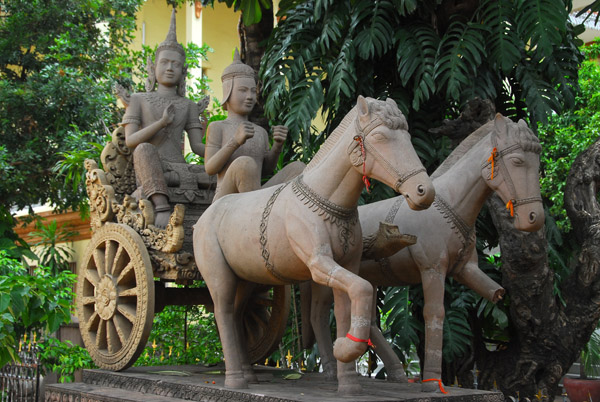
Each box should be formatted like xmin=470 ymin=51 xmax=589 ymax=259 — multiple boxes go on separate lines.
xmin=201 ymin=2 xmax=241 ymax=102
xmin=132 ymin=0 xmax=189 ymax=51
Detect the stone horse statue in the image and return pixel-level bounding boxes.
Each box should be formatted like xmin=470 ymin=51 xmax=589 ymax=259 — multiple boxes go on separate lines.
xmin=305 ymin=114 xmax=544 ymax=392
xmin=193 ymin=96 xmax=435 ymax=394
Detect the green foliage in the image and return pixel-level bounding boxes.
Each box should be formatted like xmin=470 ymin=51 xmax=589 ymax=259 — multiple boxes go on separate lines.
xmin=538 ymin=44 xmax=600 ymax=233
xmin=200 ymin=0 xmax=272 ymax=26
xmin=38 ymin=338 xmax=96 ymax=383
xmin=135 ymin=304 xmax=223 ymax=366
xmin=0 ymin=0 xmax=144 ymax=217
xmin=0 ymin=251 xmax=75 ymax=367
xmin=29 ymin=219 xmax=77 ymax=275
xmin=261 ymin=0 xmax=583 ymax=166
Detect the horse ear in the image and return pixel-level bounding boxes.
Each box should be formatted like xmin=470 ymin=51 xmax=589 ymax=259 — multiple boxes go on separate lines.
xmin=357 ymin=95 xmax=369 ymax=118
xmin=494 ymin=113 xmax=508 ymax=135
xmin=517 ymin=119 xmax=529 ymax=129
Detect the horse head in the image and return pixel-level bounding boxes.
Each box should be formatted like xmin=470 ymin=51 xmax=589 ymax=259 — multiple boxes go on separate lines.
xmin=483 ymin=114 xmax=544 ymax=231
xmin=349 ymin=96 xmax=435 ymax=210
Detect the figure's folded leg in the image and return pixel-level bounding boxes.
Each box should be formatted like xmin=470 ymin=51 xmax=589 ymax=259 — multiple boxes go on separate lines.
xmin=133 ymin=143 xmax=171 ymax=228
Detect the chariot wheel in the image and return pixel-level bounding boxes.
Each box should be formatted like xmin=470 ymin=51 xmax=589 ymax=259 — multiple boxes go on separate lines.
xmin=244 ymin=284 xmax=291 ymax=364
xmin=77 ymin=223 xmax=155 ymax=371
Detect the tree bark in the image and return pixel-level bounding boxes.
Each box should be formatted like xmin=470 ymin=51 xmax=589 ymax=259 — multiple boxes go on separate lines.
xmin=473 ymin=138 xmax=600 ymax=400
xmin=237 ymin=2 xmax=274 ymax=131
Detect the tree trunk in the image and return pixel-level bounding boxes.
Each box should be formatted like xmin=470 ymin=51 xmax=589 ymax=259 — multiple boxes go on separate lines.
xmin=474 ymin=138 xmax=600 ymax=400
xmin=237 ymin=1 xmax=274 ymax=131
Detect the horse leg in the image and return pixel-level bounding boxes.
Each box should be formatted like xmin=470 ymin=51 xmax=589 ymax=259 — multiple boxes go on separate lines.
xmin=307 ymin=254 xmax=373 ymax=363
xmin=332 ymin=288 xmax=362 ymax=395
xmin=309 ymin=282 xmax=337 ymax=380
xmin=420 ymin=264 xmax=448 ymax=393
xmin=194 ymin=231 xmax=247 ymax=389
xmin=234 ymin=281 xmax=259 ymax=383
xmin=453 ymin=249 xmax=505 ymax=302
xmin=367 ymin=289 xmax=407 ymax=382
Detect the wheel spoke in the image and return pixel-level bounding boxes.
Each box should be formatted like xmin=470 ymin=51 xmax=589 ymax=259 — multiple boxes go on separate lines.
xmin=105 ymin=240 xmax=117 ymax=275
xmin=250 ymin=296 xmax=273 ymax=308
xmin=93 ymin=248 xmax=106 ymax=277
xmin=118 ymin=287 xmax=138 ymax=298
xmin=113 ymin=313 xmax=132 ymax=345
xmin=248 ymin=309 xmax=269 ymax=333
xmin=84 ymin=269 xmax=100 ymax=288
xmin=86 ymin=311 xmax=100 ymax=332
xmin=106 ymin=318 xmax=120 ymax=353
xmin=96 ymin=318 xmax=108 ymax=351
xmin=111 ymin=244 xmax=126 ymax=278
xmin=116 ymin=262 xmax=135 ymax=286
xmin=81 ymin=296 xmax=96 ymax=306
xmin=117 ymin=304 xmax=137 ymax=324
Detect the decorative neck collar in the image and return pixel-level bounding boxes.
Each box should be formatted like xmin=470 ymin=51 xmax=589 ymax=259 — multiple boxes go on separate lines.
xmin=292 ymin=175 xmax=357 ymax=224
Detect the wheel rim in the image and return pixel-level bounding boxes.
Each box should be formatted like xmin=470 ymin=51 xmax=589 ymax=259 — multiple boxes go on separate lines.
xmin=77 ymin=223 xmax=154 ymax=371
xmin=244 ymin=285 xmax=290 ymax=364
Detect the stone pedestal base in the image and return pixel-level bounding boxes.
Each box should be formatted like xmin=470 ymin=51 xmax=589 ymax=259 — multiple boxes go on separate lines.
xmin=45 ymin=364 xmax=504 ymax=402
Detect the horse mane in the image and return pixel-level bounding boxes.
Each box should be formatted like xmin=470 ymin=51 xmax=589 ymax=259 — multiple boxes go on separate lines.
xmin=431 ymin=120 xmax=494 ymax=180
xmin=305 ymin=106 xmax=357 ymax=172
xmin=305 ymin=97 xmax=408 ymax=172
xmin=431 ymin=116 xmax=541 ymax=180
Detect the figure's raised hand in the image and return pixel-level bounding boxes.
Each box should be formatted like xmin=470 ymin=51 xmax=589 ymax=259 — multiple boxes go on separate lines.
xmin=161 ymin=103 xmax=175 ymax=127
xmin=272 ymin=125 xmax=288 ymax=144
xmin=234 ymin=121 xmax=254 ymax=145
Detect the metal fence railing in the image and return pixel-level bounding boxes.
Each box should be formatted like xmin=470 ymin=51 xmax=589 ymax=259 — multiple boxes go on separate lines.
xmin=0 ymin=335 xmax=40 ymax=402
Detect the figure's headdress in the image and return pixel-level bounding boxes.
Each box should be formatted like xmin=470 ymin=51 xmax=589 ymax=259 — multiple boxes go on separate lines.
xmin=157 ymin=8 xmax=185 ymax=58
xmin=145 ymin=8 xmax=187 ymax=95
xmin=221 ymin=49 xmax=255 ymax=108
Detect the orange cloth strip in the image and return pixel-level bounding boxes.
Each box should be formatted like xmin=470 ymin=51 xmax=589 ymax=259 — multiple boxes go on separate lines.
xmin=422 ymin=378 xmax=448 ymax=394
xmin=354 ymin=136 xmax=371 ymax=193
xmin=506 ymin=199 xmax=514 ymax=217
xmin=487 ymin=147 xmax=498 ymax=179
xmin=346 ymin=333 xmax=375 ymax=348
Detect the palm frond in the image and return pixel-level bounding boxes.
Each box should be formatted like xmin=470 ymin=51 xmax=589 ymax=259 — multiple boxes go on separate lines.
xmin=515 ymin=0 xmax=567 ymax=57
xmin=434 ymin=20 xmax=487 ymax=101
xmin=480 ymin=0 xmax=522 ymax=74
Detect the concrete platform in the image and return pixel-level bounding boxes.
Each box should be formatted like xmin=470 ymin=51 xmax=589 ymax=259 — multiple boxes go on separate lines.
xmin=45 ymin=364 xmax=504 ymax=402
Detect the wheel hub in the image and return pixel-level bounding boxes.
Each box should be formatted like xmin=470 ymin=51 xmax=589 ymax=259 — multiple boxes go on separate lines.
xmin=96 ymin=275 xmax=118 ymax=320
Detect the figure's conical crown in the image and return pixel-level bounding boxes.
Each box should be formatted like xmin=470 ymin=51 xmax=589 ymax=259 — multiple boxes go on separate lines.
xmin=156 ymin=8 xmax=185 ymax=57
xmin=221 ymin=49 xmax=255 ymax=82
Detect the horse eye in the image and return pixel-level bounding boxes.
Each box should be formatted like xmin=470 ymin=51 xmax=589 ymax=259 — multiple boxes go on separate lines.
xmin=510 ymin=156 xmax=524 ymax=166
xmin=371 ymin=132 xmax=386 ymax=141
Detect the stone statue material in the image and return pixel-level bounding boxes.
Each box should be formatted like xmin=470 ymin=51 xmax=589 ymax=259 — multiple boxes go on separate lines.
xmin=204 ymin=50 xmax=304 ymax=201
xmin=194 ymin=96 xmax=435 ymax=394
xmin=122 ymin=9 xmax=207 ymax=228
xmin=305 ymin=114 xmax=545 ymax=392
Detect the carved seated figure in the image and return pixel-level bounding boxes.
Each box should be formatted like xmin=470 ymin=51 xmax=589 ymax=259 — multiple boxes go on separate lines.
xmin=121 ymin=9 xmax=211 ymax=228
xmin=205 ymin=50 xmax=305 ymax=201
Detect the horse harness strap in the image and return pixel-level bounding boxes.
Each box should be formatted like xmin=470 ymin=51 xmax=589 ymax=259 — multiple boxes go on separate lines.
xmin=260 ymin=181 xmax=298 ymax=283
xmin=483 ymin=134 xmax=542 ymax=215
xmin=354 ymin=118 xmax=426 ymax=192
xmin=292 ymin=175 xmax=358 ymax=254
xmin=433 ymin=194 xmax=476 ymax=272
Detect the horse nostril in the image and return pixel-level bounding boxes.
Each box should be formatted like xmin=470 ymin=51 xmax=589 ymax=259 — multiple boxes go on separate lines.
xmin=417 ymin=184 xmax=425 ymax=196
xmin=529 ymin=212 xmax=536 ymax=224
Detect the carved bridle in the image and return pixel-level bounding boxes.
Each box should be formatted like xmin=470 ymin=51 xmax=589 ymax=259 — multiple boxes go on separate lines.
xmin=353 ymin=117 xmax=426 ymax=193
xmin=482 ymin=132 xmax=542 ymax=216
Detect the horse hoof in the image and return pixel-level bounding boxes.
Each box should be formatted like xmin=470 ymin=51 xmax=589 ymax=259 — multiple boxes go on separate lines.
xmin=421 ymin=380 xmax=441 ymax=393
xmin=224 ymin=373 xmax=248 ymax=389
xmin=338 ymin=382 xmax=362 ymax=395
xmin=333 ymin=336 xmax=367 ymax=363
xmin=244 ymin=372 xmax=259 ymax=384
xmin=387 ymin=365 xmax=408 ymax=383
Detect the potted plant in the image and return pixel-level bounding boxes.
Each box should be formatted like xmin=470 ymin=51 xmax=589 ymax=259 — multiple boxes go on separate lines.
xmin=564 ymin=331 xmax=600 ymax=402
